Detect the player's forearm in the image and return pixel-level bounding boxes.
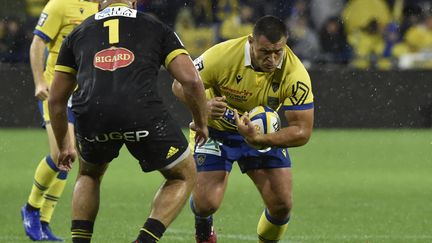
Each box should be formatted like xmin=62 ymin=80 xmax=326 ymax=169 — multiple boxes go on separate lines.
xmin=257 ymin=125 xmax=312 ymax=148
xmin=30 ymin=36 xmax=48 ymax=86
xmin=172 ymin=80 xmax=187 ymax=103
xmin=182 ymin=81 xmax=208 ymax=127
xmin=48 ymin=100 xmax=70 ymax=150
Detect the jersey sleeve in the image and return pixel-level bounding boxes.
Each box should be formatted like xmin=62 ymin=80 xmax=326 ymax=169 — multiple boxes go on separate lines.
xmin=192 ymin=48 xmax=218 ymax=89
xmin=162 ymin=24 xmax=189 ymax=67
xmin=281 ymin=66 xmax=314 ymax=111
xmin=54 ymin=36 xmax=77 ymax=75
xmin=34 ymin=0 xmax=63 ymax=42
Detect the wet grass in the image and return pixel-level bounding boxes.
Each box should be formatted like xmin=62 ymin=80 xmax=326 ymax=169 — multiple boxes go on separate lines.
xmin=0 ymin=128 xmax=431 ymax=242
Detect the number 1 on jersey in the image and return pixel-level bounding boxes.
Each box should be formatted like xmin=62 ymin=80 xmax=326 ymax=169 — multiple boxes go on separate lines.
xmin=104 ymin=19 xmax=119 ymax=44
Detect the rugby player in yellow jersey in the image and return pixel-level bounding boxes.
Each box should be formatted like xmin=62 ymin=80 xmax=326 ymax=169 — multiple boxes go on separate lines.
xmin=173 ymin=15 xmax=314 ymax=243
xmin=21 ymin=0 xmax=98 ymax=241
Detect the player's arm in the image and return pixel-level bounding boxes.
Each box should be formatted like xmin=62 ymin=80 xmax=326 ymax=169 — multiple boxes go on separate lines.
xmin=49 ymin=71 xmax=77 ymax=171
xmin=50 ymin=34 xmax=78 ymax=171
xmin=235 ymin=108 xmax=313 ymax=148
xmin=172 ymin=53 xmax=227 ymax=120
xmin=173 ymin=82 xmax=227 ymax=120
xmin=30 ymin=35 xmax=49 ymax=100
xmin=168 ymin=54 xmax=208 ymax=145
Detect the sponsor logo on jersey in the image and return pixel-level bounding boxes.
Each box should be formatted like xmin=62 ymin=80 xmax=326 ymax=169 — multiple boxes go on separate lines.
xmin=83 ymin=130 xmax=149 ymax=143
xmin=220 ymin=86 xmax=252 ymax=102
xmin=37 ymin=13 xmax=48 ymax=27
xmin=94 ymin=47 xmax=135 ymax=71
xmin=95 ymin=6 xmax=137 ymax=20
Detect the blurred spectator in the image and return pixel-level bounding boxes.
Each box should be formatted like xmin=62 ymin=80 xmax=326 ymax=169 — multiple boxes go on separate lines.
xmin=319 ymin=16 xmax=352 ymax=64
xmin=0 ymin=17 xmax=28 ymax=63
xmin=382 ymin=22 xmax=401 ymax=58
xmin=348 ymin=19 xmax=390 ymax=69
xmin=288 ymin=0 xmax=310 ymax=21
xmin=342 ymin=0 xmax=392 ymax=34
xmin=215 ymin=0 xmax=239 ymax=21
xmin=191 ymin=0 xmax=217 ymax=27
xmin=310 ymin=0 xmax=345 ymax=30
xmin=175 ymin=7 xmax=215 ymax=58
xmin=393 ymin=14 xmax=432 ymax=60
xmin=137 ymin=0 xmax=184 ymax=28
xmin=219 ymin=2 xmax=254 ymax=40
xmin=0 ymin=20 xmax=8 ymax=59
xmin=286 ymin=1 xmax=320 ymax=65
xmin=399 ymin=4 xmax=423 ymax=37
xmin=287 ymin=14 xmax=320 ymax=65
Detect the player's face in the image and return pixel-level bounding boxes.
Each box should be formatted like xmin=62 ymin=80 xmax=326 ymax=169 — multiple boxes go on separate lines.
xmin=249 ymin=35 xmax=286 ymax=72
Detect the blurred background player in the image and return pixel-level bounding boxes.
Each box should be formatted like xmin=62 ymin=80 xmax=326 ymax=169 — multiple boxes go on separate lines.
xmin=49 ymin=0 xmax=208 ymax=242
xmin=173 ymin=15 xmax=314 ymax=243
xmin=20 ymin=0 xmax=98 ymax=241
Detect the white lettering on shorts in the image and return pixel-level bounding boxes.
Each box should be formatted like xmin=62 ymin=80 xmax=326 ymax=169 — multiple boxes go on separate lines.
xmin=83 ymin=130 xmax=149 ymax=143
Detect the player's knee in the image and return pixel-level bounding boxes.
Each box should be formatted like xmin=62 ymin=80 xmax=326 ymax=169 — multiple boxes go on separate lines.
xmin=193 ymin=193 xmax=222 ymax=216
xmin=194 ymin=200 xmax=219 ymax=216
xmin=268 ymin=199 xmax=292 ymax=219
xmin=78 ymin=161 xmax=107 ymax=181
xmin=162 ymin=157 xmax=197 ymax=186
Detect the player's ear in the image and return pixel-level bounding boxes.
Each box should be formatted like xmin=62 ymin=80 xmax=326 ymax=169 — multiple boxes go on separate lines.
xmin=130 ymin=0 xmax=137 ymax=9
xmin=248 ymin=35 xmax=254 ymax=44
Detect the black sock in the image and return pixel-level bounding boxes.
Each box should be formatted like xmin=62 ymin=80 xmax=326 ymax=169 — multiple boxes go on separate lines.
xmin=134 ymin=218 xmax=166 ymax=243
xmin=71 ymin=220 xmax=94 ymax=243
xmin=195 ymin=215 xmax=213 ymax=241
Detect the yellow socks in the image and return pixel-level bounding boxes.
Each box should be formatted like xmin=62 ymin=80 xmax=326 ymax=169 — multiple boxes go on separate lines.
xmin=27 ymin=156 xmax=58 ymax=208
xmin=40 ymin=171 xmax=67 ymax=222
xmin=257 ymin=208 xmax=289 ymax=243
xmin=27 ymin=156 xmax=68 ymax=223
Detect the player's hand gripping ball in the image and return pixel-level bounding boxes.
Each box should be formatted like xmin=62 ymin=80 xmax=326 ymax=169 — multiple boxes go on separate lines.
xmin=247 ymin=106 xmax=280 ymax=151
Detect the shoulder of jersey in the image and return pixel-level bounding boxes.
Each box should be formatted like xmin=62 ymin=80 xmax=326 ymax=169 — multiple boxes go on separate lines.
xmin=205 ymin=36 xmax=246 ymax=60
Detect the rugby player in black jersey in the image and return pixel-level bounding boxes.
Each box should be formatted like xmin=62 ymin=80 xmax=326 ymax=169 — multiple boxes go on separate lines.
xmin=48 ymin=0 xmax=208 ymax=242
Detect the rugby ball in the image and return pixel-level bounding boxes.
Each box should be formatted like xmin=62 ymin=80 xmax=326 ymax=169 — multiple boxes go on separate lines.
xmin=248 ymin=105 xmax=281 ymax=135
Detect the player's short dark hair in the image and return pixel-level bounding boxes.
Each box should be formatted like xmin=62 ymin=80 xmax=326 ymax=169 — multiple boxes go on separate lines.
xmin=253 ymin=15 xmax=287 ymax=43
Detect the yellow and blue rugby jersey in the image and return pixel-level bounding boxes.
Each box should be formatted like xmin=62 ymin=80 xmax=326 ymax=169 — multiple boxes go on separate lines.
xmin=34 ymin=0 xmax=98 ymax=86
xmin=194 ymin=36 xmax=314 ymax=132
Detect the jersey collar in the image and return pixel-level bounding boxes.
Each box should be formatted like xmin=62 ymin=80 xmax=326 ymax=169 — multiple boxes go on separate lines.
xmin=244 ymin=39 xmax=284 ymax=69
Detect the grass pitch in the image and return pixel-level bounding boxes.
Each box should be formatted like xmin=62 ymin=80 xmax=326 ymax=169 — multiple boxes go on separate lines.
xmin=0 ymin=129 xmax=431 ymax=242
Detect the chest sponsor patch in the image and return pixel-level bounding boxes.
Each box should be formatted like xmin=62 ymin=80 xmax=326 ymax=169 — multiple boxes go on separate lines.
xmin=93 ymin=47 xmax=135 ymax=71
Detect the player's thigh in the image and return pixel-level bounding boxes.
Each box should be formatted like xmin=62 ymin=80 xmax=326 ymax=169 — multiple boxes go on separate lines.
xmin=78 ymin=158 xmax=109 ymax=180
xmin=247 ymin=168 xmax=293 ymax=208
